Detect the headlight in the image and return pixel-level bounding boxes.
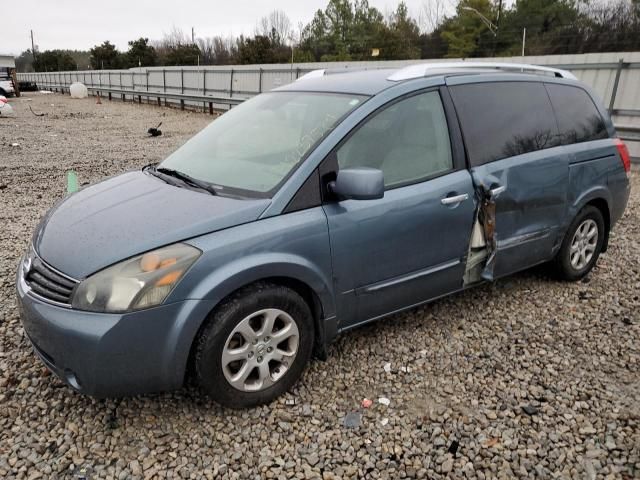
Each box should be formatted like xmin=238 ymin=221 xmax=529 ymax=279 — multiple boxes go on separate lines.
xmin=72 ymin=243 xmax=200 ymax=313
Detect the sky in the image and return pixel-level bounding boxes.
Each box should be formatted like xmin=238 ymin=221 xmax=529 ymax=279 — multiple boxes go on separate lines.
xmin=3 ymin=0 xmax=439 ymax=55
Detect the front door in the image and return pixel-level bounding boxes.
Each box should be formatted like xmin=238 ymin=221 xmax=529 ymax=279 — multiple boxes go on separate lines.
xmin=322 ymin=90 xmax=476 ymax=327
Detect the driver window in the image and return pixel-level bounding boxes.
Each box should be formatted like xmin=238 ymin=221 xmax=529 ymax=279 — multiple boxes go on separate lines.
xmin=336 ymin=91 xmax=453 ymax=188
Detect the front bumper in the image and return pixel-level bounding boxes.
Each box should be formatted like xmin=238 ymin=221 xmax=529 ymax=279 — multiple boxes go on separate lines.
xmin=16 ymin=267 xmax=214 ymax=397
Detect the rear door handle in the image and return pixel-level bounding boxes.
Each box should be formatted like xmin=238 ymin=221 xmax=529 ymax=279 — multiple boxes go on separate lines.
xmin=490 ymin=185 xmax=506 ymax=197
xmin=441 ymin=193 xmax=469 ymax=205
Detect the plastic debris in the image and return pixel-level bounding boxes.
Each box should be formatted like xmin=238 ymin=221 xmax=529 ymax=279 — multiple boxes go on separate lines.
xmin=361 ymin=398 xmax=373 ymax=409
xmin=448 ymin=440 xmax=460 ymax=456
xmin=482 ymin=437 xmax=500 ymax=448
xmin=0 ymin=96 xmax=14 ymax=117
xmin=67 ymin=171 xmax=79 ymax=194
xmin=380 ymin=418 xmax=389 ymax=426
xmin=383 ymin=362 xmax=392 ymax=373
xmin=29 ymin=105 xmax=46 ymax=117
xmin=285 ymin=398 xmax=297 ymax=406
xmin=378 ymin=397 xmax=391 ymax=406
xmin=70 ymin=464 xmax=93 ymax=480
xmin=147 ymin=122 xmax=163 ymax=137
xmin=69 ymin=82 xmax=88 ymax=99
xmin=343 ymin=412 xmax=362 ymax=428
xmin=11 ymin=143 xmax=19 ymax=147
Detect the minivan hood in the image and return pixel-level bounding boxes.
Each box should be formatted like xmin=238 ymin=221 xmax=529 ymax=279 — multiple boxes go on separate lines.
xmin=35 ymin=171 xmax=270 ymax=279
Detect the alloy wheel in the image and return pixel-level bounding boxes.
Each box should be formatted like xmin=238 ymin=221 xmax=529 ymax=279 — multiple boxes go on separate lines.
xmin=221 ymin=308 xmax=299 ymax=392
xmin=569 ymin=219 xmax=598 ymax=270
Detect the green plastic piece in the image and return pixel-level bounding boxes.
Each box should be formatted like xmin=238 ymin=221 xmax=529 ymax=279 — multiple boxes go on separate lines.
xmin=67 ymin=170 xmax=78 ymax=194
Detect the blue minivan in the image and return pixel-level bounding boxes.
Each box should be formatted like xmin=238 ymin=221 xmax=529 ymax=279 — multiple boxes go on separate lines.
xmin=17 ymin=62 xmax=631 ymax=407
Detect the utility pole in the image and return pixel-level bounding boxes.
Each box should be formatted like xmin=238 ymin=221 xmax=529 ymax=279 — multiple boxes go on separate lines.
xmin=30 ymin=30 xmax=37 ymax=64
xmin=192 ymin=27 xmax=195 ymax=44
xmin=494 ymin=0 xmax=503 ymax=56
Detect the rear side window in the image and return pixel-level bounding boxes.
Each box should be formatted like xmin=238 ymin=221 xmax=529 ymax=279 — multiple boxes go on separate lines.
xmin=545 ymin=84 xmax=608 ymax=145
xmin=450 ymin=82 xmax=559 ymax=167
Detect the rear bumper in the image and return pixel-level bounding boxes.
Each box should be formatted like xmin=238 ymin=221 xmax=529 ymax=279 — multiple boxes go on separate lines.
xmin=609 ymin=170 xmax=631 ymax=227
xmin=16 ymin=268 xmax=214 ymax=397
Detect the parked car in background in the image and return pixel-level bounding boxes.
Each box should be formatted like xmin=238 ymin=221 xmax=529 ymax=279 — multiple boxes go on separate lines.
xmin=17 ymin=62 xmax=631 ymax=407
xmin=0 ymin=68 xmax=15 ymax=97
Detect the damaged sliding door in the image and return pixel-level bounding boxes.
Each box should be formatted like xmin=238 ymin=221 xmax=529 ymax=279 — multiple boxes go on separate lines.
xmin=448 ymin=80 xmax=569 ymax=282
xmin=466 ymin=153 xmax=569 ymax=281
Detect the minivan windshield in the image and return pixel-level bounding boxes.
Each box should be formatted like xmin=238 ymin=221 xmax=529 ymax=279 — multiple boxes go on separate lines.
xmin=159 ymin=91 xmax=367 ymax=196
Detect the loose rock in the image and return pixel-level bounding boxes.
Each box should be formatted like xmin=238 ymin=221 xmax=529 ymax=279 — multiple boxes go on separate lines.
xmin=0 ymin=92 xmax=638 ymax=479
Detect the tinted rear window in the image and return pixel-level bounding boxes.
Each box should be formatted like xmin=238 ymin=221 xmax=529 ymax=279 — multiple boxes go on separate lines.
xmin=450 ymin=81 xmax=559 ymax=167
xmin=545 ymin=84 xmax=608 ymax=145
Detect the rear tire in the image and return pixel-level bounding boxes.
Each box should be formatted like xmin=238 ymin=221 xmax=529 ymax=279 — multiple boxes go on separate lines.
xmin=553 ymin=206 xmax=605 ymax=281
xmin=194 ymin=282 xmax=314 ymax=408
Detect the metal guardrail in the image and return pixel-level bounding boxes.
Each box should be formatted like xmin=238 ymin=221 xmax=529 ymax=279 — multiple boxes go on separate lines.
xmin=46 ymin=83 xmax=244 ymax=114
xmin=20 ymin=66 xmax=307 ymax=109
xmin=44 ymin=80 xmax=639 ymax=164
xmin=19 ymin=59 xmax=640 ymax=163
xmin=617 ymin=124 xmax=640 ymax=142
xmin=20 ymin=59 xmax=640 ymax=115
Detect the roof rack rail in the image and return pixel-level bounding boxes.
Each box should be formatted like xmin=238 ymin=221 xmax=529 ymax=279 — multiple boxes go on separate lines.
xmin=387 ymin=62 xmax=577 ymax=81
xmin=297 ymin=69 xmax=326 ymax=81
xmin=296 ymin=66 xmax=381 ymax=81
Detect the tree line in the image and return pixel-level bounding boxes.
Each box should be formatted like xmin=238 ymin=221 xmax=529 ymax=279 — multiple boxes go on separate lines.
xmin=15 ymin=0 xmax=640 ymax=72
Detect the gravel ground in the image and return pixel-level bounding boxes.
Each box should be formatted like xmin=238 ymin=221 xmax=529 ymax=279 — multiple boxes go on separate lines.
xmin=0 ymin=92 xmax=639 ymax=480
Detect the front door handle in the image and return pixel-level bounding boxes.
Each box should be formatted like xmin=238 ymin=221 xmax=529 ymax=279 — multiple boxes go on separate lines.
xmin=441 ymin=193 xmax=469 ymax=205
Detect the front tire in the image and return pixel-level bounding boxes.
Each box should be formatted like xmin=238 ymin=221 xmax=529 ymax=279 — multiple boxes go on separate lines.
xmin=553 ymin=206 xmax=605 ymax=281
xmin=194 ymin=282 xmax=314 ymax=408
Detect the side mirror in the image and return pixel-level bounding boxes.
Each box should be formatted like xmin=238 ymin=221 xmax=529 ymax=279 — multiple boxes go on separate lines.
xmin=329 ymin=167 xmax=384 ymax=200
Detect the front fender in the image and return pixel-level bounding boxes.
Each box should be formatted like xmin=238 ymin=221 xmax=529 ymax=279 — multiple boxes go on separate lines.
xmin=164 ymin=208 xmax=336 ymax=373
xmin=162 ymin=254 xmax=336 ymax=383
xmin=183 ymin=252 xmax=335 ymax=318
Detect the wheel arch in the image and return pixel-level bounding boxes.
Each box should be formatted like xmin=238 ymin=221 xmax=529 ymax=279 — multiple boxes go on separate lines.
xmin=569 ymin=188 xmax=612 ymax=253
xmin=181 ymin=267 xmax=336 ymax=385
xmin=584 ymin=197 xmax=611 ymax=252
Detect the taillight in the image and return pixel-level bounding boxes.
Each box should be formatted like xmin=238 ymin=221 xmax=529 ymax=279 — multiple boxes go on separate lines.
xmin=614 ymin=138 xmax=631 ymax=175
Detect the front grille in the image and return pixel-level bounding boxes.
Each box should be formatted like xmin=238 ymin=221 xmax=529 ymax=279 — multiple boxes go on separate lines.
xmin=25 ymin=255 xmax=79 ymax=306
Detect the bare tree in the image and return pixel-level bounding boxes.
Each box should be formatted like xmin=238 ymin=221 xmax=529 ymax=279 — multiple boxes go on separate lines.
xmin=256 ymin=10 xmax=293 ymax=45
xmin=420 ymin=0 xmax=450 ymax=32
xmin=195 ymin=37 xmax=215 ymax=64
xmin=212 ymin=36 xmax=238 ymax=64
xmin=157 ymin=26 xmax=191 ymax=48
xmin=193 ymin=35 xmax=238 ymax=65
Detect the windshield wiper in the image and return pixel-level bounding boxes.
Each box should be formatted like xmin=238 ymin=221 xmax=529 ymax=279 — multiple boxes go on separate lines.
xmin=152 ymin=166 xmax=217 ymax=196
